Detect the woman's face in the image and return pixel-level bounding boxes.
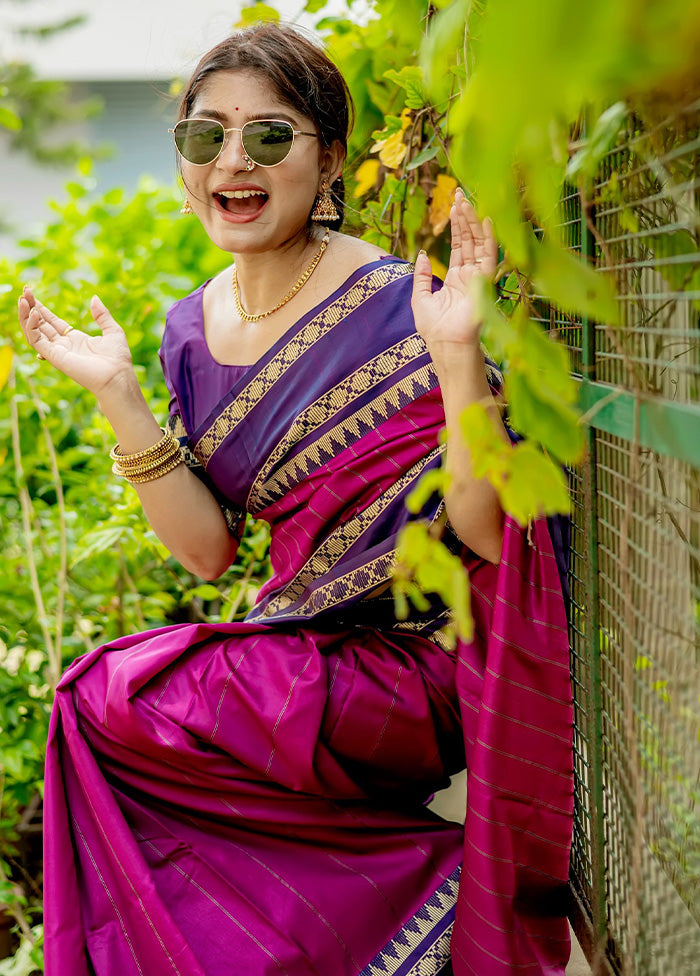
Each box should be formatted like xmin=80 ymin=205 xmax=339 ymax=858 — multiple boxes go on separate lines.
xmin=180 ymin=69 xmax=341 ymax=254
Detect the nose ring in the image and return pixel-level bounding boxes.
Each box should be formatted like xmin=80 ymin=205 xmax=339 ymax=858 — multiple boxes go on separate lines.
xmin=244 ymin=154 xmax=255 ymax=172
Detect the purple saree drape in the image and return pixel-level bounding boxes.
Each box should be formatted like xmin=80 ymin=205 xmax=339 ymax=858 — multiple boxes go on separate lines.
xmin=44 ymin=258 xmax=574 ymax=976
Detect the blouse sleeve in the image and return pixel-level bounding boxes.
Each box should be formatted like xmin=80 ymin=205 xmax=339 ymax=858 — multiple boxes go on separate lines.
xmin=159 ymin=336 xmax=246 ymax=542
xmin=164 ymin=413 xmax=246 ymax=540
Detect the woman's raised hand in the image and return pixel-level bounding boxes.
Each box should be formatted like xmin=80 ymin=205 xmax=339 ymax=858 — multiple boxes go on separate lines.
xmin=18 ymin=287 xmax=134 ymax=399
xmin=411 ymin=187 xmax=498 ymax=349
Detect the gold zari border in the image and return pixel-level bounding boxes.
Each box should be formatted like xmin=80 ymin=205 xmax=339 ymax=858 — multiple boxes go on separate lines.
xmin=258 ymin=444 xmax=445 ymax=617
xmin=247 ymin=333 xmax=431 ymax=511
xmin=193 ymin=263 xmax=413 ymax=467
xmin=249 ymin=363 xmax=436 ymax=514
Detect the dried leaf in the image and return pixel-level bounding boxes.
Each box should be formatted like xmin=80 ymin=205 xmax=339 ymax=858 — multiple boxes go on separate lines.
xmin=429 ymin=174 xmax=458 ymax=235
xmin=353 ymin=159 xmax=380 ymax=197
xmin=371 ymin=109 xmax=412 ymax=170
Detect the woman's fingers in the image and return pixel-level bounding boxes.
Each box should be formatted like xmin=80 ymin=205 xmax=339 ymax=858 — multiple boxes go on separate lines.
xmin=18 ymin=289 xmax=80 ymax=364
xmin=480 ymin=216 xmax=499 ymax=270
xmin=449 ymin=189 xmax=498 ymax=276
xmin=21 ymin=285 xmax=37 ymax=312
xmin=90 ymin=295 xmax=121 ymax=335
xmin=34 ymin=298 xmax=72 ymax=338
xmin=447 ymin=205 xmax=465 ymax=272
xmin=411 ymin=249 xmax=435 ymax=307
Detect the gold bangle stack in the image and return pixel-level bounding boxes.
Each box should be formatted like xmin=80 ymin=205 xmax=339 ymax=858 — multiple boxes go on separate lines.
xmin=110 ymin=428 xmax=183 ymax=484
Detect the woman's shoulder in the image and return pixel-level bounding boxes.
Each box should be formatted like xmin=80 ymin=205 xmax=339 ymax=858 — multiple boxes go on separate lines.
xmin=328 ymin=231 xmax=391 ymax=268
xmin=316 ymin=232 xmax=409 ymax=298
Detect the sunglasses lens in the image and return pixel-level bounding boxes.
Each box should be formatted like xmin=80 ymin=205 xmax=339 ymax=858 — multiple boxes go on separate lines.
xmin=174 ymin=119 xmax=224 ymax=164
xmin=242 ymin=121 xmax=294 ymax=166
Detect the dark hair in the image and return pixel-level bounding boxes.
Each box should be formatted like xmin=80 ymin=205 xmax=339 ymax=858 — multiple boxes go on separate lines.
xmin=178 ymin=22 xmax=353 ymax=230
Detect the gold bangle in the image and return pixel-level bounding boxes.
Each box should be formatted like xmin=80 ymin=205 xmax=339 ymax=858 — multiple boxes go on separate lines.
xmin=112 ymin=450 xmax=180 ymax=476
xmin=110 ymin=428 xmax=179 ymax=467
xmin=114 ymin=453 xmax=183 ymax=484
xmin=110 ymin=428 xmax=182 ymax=482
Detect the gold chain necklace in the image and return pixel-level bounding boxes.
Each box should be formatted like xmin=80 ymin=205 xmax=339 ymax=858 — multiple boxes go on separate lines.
xmin=232 ymin=229 xmax=330 ymax=322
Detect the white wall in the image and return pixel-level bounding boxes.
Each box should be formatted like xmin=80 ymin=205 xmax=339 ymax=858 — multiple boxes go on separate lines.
xmin=2 ymin=0 xmax=309 ymax=81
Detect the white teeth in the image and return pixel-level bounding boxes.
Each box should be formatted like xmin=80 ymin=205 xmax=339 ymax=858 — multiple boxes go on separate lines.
xmin=217 ymin=189 xmax=267 ymax=199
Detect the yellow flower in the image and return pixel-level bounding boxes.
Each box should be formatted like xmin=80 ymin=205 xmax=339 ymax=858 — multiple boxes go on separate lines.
xmin=429 ymin=175 xmax=458 ymax=235
xmin=377 ymin=132 xmax=408 ymax=169
xmin=371 ymin=109 xmax=413 ymax=171
xmin=353 ymin=160 xmax=380 ymax=197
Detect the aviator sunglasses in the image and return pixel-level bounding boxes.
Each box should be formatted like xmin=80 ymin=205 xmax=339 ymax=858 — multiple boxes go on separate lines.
xmin=169 ymin=117 xmax=318 ymax=167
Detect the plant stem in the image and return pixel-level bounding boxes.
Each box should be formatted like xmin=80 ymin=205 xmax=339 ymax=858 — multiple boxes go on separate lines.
xmin=223 ymin=558 xmax=258 ymax=623
xmin=8 ymin=368 xmax=58 ymax=687
xmin=26 ymin=375 xmax=67 ymax=687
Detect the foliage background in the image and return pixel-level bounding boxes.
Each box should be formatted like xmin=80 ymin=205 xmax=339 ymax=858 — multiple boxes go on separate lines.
xmin=1 ymin=0 xmax=699 ymax=971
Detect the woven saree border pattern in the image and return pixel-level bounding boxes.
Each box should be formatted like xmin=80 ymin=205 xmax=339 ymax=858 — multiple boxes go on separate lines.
xmin=193 ymin=262 xmax=414 ymax=467
xmin=359 ymin=866 xmax=459 ymax=976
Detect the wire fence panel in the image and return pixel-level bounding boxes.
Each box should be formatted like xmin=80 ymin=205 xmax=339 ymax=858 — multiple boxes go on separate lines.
xmin=537 ymin=100 xmax=700 ymax=974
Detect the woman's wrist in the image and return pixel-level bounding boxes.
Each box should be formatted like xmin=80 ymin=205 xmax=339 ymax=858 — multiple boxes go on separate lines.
xmin=96 ymin=371 xmax=163 ymax=452
xmin=96 ymin=367 xmax=143 ymax=414
xmin=427 ymin=341 xmax=490 ymax=395
xmin=423 ymin=335 xmax=483 ymax=372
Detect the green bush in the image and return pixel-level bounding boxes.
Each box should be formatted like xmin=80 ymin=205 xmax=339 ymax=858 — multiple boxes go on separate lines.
xmin=0 ymin=177 xmax=272 ymax=961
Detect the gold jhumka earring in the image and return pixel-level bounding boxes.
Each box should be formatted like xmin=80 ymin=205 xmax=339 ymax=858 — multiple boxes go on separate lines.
xmin=311 ymin=180 xmax=339 ymax=223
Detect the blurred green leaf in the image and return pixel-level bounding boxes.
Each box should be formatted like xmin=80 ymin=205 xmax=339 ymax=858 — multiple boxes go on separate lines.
xmin=0 ymin=106 xmax=22 ymax=132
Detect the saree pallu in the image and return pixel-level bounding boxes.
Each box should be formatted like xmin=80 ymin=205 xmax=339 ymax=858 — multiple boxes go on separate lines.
xmin=44 ymin=258 xmax=574 ymax=976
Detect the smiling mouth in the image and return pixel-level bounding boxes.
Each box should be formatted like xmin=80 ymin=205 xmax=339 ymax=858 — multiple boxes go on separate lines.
xmin=214 ymin=189 xmax=269 ymax=215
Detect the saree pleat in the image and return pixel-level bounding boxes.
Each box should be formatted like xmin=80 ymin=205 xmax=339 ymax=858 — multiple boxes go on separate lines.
xmin=46 ymin=624 xmax=465 ymax=975
xmin=44 ymin=259 xmax=573 ymax=975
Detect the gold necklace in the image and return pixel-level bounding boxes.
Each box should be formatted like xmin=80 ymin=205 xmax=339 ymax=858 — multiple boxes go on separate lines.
xmin=232 ymin=229 xmax=330 ymax=323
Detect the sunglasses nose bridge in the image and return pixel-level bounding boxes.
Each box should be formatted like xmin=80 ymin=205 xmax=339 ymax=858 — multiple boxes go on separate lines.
xmin=215 ymin=125 xmax=250 ymax=168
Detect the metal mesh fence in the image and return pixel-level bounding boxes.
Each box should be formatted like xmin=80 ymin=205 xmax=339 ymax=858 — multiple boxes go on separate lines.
xmin=538 ymin=99 xmax=700 ymax=974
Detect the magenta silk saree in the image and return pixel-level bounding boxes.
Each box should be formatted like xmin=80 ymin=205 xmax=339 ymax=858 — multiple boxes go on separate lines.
xmin=43 ymin=258 xmax=574 ymax=976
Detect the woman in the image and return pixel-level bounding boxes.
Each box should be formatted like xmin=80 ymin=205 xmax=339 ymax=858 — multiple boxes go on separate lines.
xmin=18 ymin=23 xmax=573 ymax=976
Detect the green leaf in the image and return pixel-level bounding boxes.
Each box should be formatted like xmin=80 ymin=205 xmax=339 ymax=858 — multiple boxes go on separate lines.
xmin=0 ymin=925 xmax=43 ymax=976
xmin=371 ymin=114 xmax=404 ymax=140
xmin=103 ymin=188 xmax=124 ymax=206
xmin=182 ymin=583 xmax=223 ymax=604
xmin=65 ymin=181 xmax=87 ymax=200
xmin=532 ymin=235 xmax=619 ymax=325
xmin=0 ymin=106 xmax=22 ymax=132
xmin=406 ymin=144 xmax=439 ymax=170
xmin=383 ymin=66 xmax=425 ymax=109
xmin=70 ymin=527 xmax=124 ymax=567
xmin=421 ymin=0 xmax=469 ymax=103
xmin=501 ymin=306 xmax=585 ymax=461
xmin=566 ymin=102 xmax=627 ymax=180
xmin=507 ymin=372 xmax=584 ymax=463
xmin=405 ymin=467 xmax=450 ymax=513
xmin=393 ymin=523 xmax=473 ymax=640
xmin=500 ymin=443 xmax=571 ymax=524
xmin=236 ymin=3 xmax=280 ymax=26
xmin=459 ymin=403 xmax=570 ymax=522
xmin=17 ymin=15 xmax=88 ymax=40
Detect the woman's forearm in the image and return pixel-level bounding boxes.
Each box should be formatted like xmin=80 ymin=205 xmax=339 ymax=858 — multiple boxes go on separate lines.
xmin=427 ymin=339 xmax=510 ymax=564
xmin=97 ymin=372 xmax=238 ymax=580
